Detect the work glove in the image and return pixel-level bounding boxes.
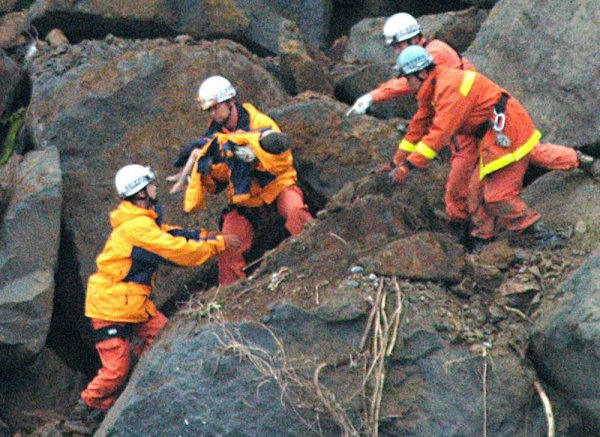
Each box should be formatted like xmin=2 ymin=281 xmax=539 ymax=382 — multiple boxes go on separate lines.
xmin=345 ymin=93 xmax=373 ymax=116
xmin=369 ymin=160 xmax=394 ymax=174
xmin=233 ymin=145 xmax=257 ymax=163
xmin=392 ymin=149 xmax=409 ymax=166
xmin=390 ymin=163 xmax=410 ymax=184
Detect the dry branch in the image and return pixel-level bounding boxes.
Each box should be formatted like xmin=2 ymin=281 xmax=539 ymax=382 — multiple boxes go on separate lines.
xmin=533 ymin=380 xmax=555 ymax=437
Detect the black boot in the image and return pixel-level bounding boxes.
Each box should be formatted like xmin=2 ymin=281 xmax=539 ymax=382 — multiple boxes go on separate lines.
xmin=523 ymin=220 xmax=564 ymax=250
xmin=468 ymin=236 xmax=493 ymax=254
xmin=62 ymin=400 xmax=104 ymax=435
xmin=577 ymin=151 xmax=600 ymax=178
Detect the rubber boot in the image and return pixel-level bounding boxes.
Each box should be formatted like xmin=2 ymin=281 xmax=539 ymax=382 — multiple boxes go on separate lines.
xmin=62 ymin=399 xmax=104 ymax=435
xmin=577 ymin=151 xmax=600 ymax=179
xmin=523 ymin=220 xmax=564 ymax=250
xmin=468 ymin=236 xmax=494 ymax=254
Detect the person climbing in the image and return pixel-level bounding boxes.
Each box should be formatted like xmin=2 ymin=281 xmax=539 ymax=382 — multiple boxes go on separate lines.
xmin=389 ymin=45 xmax=599 ymax=251
xmin=63 ymin=164 xmax=240 ymax=435
xmin=168 ymin=76 xmax=313 ymax=286
xmin=167 ymin=75 xmax=280 ymax=193
xmin=346 ymin=12 xmax=598 ymax=226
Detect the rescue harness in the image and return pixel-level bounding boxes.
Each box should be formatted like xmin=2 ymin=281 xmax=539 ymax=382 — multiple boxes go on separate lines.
xmin=93 ymin=324 xmax=132 ymax=344
xmin=474 ymin=92 xmax=510 ymax=143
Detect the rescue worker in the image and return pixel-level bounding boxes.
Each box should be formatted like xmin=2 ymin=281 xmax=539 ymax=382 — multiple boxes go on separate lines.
xmin=63 ymin=164 xmax=239 ymax=434
xmin=168 ymin=75 xmax=313 ymax=285
xmin=347 ymin=12 xmax=596 ymax=225
xmin=390 ymin=45 xmax=585 ymax=250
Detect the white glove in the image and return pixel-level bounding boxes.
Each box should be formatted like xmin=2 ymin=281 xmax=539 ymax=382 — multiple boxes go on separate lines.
xmin=345 ymin=93 xmax=373 ymax=116
xmin=233 ymin=146 xmax=256 ymax=163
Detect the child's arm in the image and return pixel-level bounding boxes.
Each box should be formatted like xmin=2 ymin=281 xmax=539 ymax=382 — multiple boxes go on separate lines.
xmin=168 ymin=148 xmax=201 ymax=194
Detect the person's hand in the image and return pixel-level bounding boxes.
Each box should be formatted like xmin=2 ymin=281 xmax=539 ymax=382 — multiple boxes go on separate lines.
xmin=345 ymin=93 xmax=373 ymax=116
xmin=392 ymin=149 xmax=409 ymax=166
xmin=369 ymin=161 xmax=394 ymax=174
xmin=221 ymin=234 xmax=242 ymax=251
xmin=390 ymin=164 xmax=410 ymax=184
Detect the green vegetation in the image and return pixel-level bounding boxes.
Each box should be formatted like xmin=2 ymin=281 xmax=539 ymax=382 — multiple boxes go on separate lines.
xmin=0 ymin=108 xmax=26 ymax=166
xmin=15 ymin=0 xmax=36 ymax=11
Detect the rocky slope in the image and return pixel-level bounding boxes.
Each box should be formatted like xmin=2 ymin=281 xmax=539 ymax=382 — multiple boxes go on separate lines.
xmin=0 ymin=0 xmax=599 ymax=436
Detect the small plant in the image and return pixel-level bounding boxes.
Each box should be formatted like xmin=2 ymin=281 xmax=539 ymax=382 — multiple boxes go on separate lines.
xmin=0 ymin=108 xmax=26 ymax=166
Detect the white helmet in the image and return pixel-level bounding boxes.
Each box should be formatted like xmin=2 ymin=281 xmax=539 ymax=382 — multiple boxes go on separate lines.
xmin=115 ymin=164 xmax=156 ymax=198
xmin=197 ymin=75 xmax=237 ymax=110
xmin=383 ymin=13 xmax=421 ymax=46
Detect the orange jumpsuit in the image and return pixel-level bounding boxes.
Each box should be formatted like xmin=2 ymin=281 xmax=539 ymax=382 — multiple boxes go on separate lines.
xmin=403 ymin=66 xmax=552 ymax=239
xmin=183 ymin=103 xmax=313 ymax=285
xmin=373 ymin=39 xmax=578 ymax=221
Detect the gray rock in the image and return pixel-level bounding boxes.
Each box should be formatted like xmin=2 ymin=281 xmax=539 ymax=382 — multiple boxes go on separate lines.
xmin=0 ymin=347 xmax=85 ymax=431
xmin=343 ymin=17 xmax=389 ymax=64
xmin=0 ymin=147 xmax=62 ymax=370
xmin=418 ymin=7 xmax=488 ymax=53
xmin=27 ymin=0 xmax=327 ymax=57
xmin=0 ymin=0 xmax=18 ymax=15
xmin=268 ymin=94 xmax=400 ymax=201
xmin=530 ymin=246 xmax=600 ymax=426
xmin=0 ymin=50 xmax=23 ymax=118
xmin=361 ymin=231 xmax=465 ymax=282
xmin=267 ymin=0 xmax=333 ymax=49
xmin=313 ymin=287 xmax=369 ymax=321
xmin=97 ymin=303 xmax=550 ymax=436
xmin=466 ymin=0 xmax=600 ymax=147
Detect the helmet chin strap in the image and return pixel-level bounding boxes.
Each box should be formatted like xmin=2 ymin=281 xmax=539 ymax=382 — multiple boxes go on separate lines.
xmin=224 ymin=100 xmax=238 ymax=130
xmin=131 ymin=187 xmax=156 ymax=208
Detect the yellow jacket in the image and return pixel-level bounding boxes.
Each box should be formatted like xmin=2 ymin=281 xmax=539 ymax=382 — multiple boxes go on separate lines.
xmin=184 ymin=103 xmax=297 ymax=212
xmin=85 ymin=201 xmax=225 ymax=322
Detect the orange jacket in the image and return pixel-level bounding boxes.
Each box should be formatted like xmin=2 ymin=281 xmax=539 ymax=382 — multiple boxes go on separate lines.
xmin=85 ymin=201 xmax=226 ymax=322
xmin=370 ymin=39 xmax=475 ymax=102
xmin=184 ymin=103 xmax=297 ymax=212
xmin=403 ymin=66 xmax=540 ymax=179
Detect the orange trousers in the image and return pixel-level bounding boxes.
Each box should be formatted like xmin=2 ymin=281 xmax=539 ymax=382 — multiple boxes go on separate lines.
xmin=467 ymin=155 xmax=540 ymax=239
xmin=445 ymin=135 xmax=479 ymax=221
xmin=81 ymin=311 xmax=168 ymax=411
xmin=218 ymin=184 xmax=313 ymax=285
xmin=445 ymin=139 xmax=578 ymax=223
xmin=529 ymin=142 xmax=579 ymax=170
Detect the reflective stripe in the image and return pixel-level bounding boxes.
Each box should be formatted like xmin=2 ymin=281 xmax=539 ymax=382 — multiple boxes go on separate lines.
xmin=460 ymin=71 xmax=477 ymax=97
xmin=415 ymin=141 xmax=437 ymax=160
xmin=398 ymin=138 xmax=416 ymax=152
xmin=479 ymin=130 xmax=542 ymax=180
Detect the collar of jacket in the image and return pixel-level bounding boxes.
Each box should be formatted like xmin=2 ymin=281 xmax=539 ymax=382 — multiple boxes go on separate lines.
xmin=110 ymin=201 xmax=158 ymax=229
xmin=416 ymin=67 xmax=437 ymax=102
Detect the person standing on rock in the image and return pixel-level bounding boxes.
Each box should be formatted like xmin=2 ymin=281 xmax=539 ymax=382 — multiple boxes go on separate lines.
xmin=167 ymin=75 xmax=313 ymax=286
xmin=346 ymin=12 xmax=598 ymax=230
xmin=63 ymin=164 xmax=240 ymax=435
xmin=388 ymin=45 xmax=597 ymax=251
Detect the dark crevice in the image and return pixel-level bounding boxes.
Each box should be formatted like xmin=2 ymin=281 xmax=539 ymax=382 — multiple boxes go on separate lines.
xmin=47 ymin=216 xmax=100 ymax=377
xmin=29 ymin=12 xmax=177 ymax=44
xmin=8 ymin=74 xmax=34 ymax=156
xmin=159 ymin=265 xmax=219 ymax=317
